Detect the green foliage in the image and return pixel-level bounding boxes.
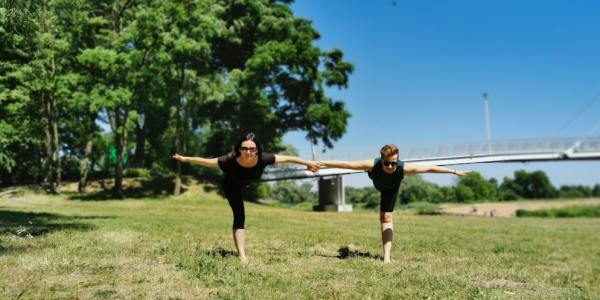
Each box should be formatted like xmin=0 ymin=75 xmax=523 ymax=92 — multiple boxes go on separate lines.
xmin=345 ymin=186 xmax=379 ymax=209
xmin=456 ymin=172 xmax=497 ymax=202
xmin=455 ymin=184 xmax=475 ymax=202
xmin=512 ymin=170 xmax=558 ymax=199
xmin=270 ymin=180 xmax=316 ymax=204
xmin=241 ymin=182 xmax=272 ymax=202
xmin=594 ymin=184 xmax=600 ymax=197
xmin=398 ymin=174 xmax=444 ymax=204
xmin=559 ymin=185 xmax=593 ymax=198
xmin=123 ymin=168 xmax=151 ymax=179
xmin=406 ymin=201 xmax=441 ymax=215
xmin=0 ymin=0 xmax=353 ymax=197
xmin=516 ymin=205 xmax=600 ymax=218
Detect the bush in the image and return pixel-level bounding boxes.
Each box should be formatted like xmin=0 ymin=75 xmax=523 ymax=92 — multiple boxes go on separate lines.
xmin=406 ymin=201 xmax=441 ymax=215
xmin=123 ymin=168 xmax=151 ymax=179
xmin=398 ymin=175 xmax=444 ymax=204
xmin=498 ymin=189 xmax=520 ymax=201
xmin=270 ymin=181 xmax=314 ymax=204
xmin=516 ymin=205 xmax=600 ymax=218
xmin=454 ymin=185 xmax=475 ymax=202
xmin=558 ymin=185 xmax=592 ymax=198
xmin=456 ymin=172 xmax=497 ymax=202
xmin=345 ymin=186 xmax=379 ymax=208
xmin=61 ymin=156 xmax=82 ymax=181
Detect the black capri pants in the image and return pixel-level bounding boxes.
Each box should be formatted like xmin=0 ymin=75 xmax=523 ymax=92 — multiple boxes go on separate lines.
xmin=380 ymin=187 xmax=400 ymax=213
xmin=221 ymin=180 xmax=245 ymax=229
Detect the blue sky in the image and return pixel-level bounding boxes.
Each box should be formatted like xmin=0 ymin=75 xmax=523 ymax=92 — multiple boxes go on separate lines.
xmin=284 ymin=0 xmax=600 ymax=187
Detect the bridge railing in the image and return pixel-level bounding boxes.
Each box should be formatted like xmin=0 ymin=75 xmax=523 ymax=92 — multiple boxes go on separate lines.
xmin=262 ymin=136 xmax=600 ymax=180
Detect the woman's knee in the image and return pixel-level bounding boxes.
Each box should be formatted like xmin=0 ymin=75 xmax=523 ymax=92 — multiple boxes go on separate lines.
xmin=380 ymin=212 xmax=393 ymax=223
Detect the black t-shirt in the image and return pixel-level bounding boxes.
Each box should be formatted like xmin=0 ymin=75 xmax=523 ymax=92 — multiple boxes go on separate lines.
xmin=218 ymin=152 xmax=276 ymax=186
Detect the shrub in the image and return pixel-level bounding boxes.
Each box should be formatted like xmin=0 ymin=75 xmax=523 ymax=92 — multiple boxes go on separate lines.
xmin=516 ymin=205 xmax=600 ymax=218
xmin=123 ymin=168 xmax=151 ymax=179
xmin=407 ymin=201 xmax=441 ymax=215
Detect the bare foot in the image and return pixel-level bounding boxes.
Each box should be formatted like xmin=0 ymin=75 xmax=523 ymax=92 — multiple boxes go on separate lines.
xmin=239 ymin=255 xmax=249 ymax=263
xmin=383 ymin=258 xmax=392 ymax=264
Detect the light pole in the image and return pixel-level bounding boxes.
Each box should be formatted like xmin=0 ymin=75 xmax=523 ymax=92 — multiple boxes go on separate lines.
xmin=483 ymin=93 xmax=492 ymax=154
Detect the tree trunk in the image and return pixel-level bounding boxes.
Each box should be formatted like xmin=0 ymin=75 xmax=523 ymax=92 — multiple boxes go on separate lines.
xmin=131 ymin=119 xmax=146 ymax=168
xmin=173 ymin=67 xmax=185 ymax=196
xmin=113 ymin=130 xmax=125 ymax=199
xmin=109 ymin=109 xmax=128 ymax=199
xmin=44 ymin=93 xmax=59 ymax=194
xmin=78 ymin=130 xmax=93 ymax=192
xmin=173 ymin=105 xmax=182 ymax=196
xmin=53 ymin=110 xmax=61 ymax=190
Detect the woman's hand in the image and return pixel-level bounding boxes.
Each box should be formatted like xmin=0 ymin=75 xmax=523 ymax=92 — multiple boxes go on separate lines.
xmin=455 ymin=170 xmax=471 ymax=176
xmin=172 ymin=153 xmax=187 ymax=163
xmin=306 ymin=161 xmax=320 ymax=173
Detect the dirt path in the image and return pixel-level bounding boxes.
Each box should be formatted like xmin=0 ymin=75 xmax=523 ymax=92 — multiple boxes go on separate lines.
xmin=440 ymin=198 xmax=600 ymax=217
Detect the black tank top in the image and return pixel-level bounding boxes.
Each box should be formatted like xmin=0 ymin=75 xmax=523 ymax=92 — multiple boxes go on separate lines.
xmin=367 ymin=158 xmax=404 ymax=191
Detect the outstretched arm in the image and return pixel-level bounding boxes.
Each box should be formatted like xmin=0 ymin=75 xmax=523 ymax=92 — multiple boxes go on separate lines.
xmin=275 ymin=155 xmax=319 ymax=172
xmin=318 ymin=159 xmax=374 ymax=171
xmin=172 ymin=153 xmax=219 ymax=168
xmin=404 ymin=163 xmax=470 ymax=176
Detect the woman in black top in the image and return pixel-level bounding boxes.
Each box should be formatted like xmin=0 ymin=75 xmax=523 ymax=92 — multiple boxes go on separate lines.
xmin=173 ymin=132 xmax=319 ymax=262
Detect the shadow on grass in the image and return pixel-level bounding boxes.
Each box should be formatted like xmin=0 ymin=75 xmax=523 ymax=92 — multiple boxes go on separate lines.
xmin=65 ymin=186 xmax=180 ymax=201
xmin=203 ymin=247 xmax=237 ymax=258
xmin=0 ymin=210 xmax=103 ymax=238
xmin=337 ymin=246 xmax=382 ymax=260
xmin=65 ymin=176 xmax=191 ymax=201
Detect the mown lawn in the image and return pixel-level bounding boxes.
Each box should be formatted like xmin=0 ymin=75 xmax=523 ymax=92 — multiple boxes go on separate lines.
xmin=1 ymin=188 xmax=599 ymax=299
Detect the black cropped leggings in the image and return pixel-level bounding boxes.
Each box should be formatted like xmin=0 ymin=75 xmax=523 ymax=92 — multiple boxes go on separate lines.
xmin=222 ymin=181 xmax=245 ymax=229
xmin=380 ymin=187 xmax=400 ymax=213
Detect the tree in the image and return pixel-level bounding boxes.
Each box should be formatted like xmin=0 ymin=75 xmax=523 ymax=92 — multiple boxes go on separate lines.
xmin=77 ymin=0 xmax=163 ymax=198
xmin=1 ymin=0 xmax=78 ymax=193
xmin=593 ymin=184 xmax=600 ymax=197
xmin=271 ymin=180 xmax=315 ymax=204
xmin=0 ymin=0 xmax=46 ymax=186
xmin=455 ymin=172 xmax=497 ymax=202
xmin=512 ymin=170 xmax=557 ymax=199
xmin=499 ymin=176 xmax=522 ymax=201
xmin=558 ymin=185 xmax=592 ymax=198
xmin=398 ymin=174 xmax=444 ymax=204
xmin=203 ymin=0 xmax=354 ymax=156
xmin=157 ymin=0 xmax=224 ymax=195
xmin=345 ymin=186 xmax=379 ymax=209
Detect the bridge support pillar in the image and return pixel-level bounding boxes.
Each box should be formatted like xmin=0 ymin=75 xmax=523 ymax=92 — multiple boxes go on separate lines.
xmin=313 ymin=175 xmax=352 ymax=212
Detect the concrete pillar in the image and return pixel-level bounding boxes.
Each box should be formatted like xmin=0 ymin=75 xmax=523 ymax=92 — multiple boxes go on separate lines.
xmin=313 ymin=175 xmax=352 ymax=212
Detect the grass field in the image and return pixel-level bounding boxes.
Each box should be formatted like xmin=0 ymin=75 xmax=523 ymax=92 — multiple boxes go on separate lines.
xmin=1 ymin=186 xmax=599 ymax=299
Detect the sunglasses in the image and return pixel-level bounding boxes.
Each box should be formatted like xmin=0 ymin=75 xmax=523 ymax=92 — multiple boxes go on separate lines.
xmin=239 ymin=147 xmax=258 ymax=153
xmin=383 ymin=160 xmax=398 ymax=167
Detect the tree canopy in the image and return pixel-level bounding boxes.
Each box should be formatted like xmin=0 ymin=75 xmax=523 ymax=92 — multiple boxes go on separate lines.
xmin=0 ymin=0 xmax=353 ymax=197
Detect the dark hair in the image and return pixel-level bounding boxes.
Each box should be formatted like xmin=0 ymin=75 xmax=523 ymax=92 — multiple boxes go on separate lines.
xmin=233 ymin=132 xmax=264 ymax=157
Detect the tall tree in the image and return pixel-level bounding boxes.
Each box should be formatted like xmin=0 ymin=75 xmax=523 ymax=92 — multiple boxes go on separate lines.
xmin=0 ymin=0 xmax=46 ymax=186
xmin=2 ymin=0 xmax=78 ymax=193
xmin=77 ymin=0 xmax=165 ymax=198
xmin=158 ymin=0 xmax=224 ymax=195
xmin=204 ymin=0 xmax=353 ymax=154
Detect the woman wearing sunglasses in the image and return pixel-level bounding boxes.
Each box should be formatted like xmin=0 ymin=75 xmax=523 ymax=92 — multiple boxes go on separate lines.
xmin=319 ymin=144 xmax=469 ymax=263
xmin=173 ymin=132 xmax=319 ymax=262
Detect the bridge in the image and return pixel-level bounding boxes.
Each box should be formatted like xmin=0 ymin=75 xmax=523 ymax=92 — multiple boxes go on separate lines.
xmin=262 ymin=137 xmax=600 ymax=212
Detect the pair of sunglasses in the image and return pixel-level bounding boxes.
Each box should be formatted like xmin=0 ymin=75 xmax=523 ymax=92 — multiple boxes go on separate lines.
xmin=239 ymin=147 xmax=258 ymax=152
xmin=383 ymin=160 xmax=398 ymax=167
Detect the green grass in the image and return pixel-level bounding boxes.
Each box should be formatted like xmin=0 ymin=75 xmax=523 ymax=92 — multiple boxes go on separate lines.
xmin=1 ymin=188 xmax=599 ymax=299
xmin=517 ymin=205 xmax=600 ymax=218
